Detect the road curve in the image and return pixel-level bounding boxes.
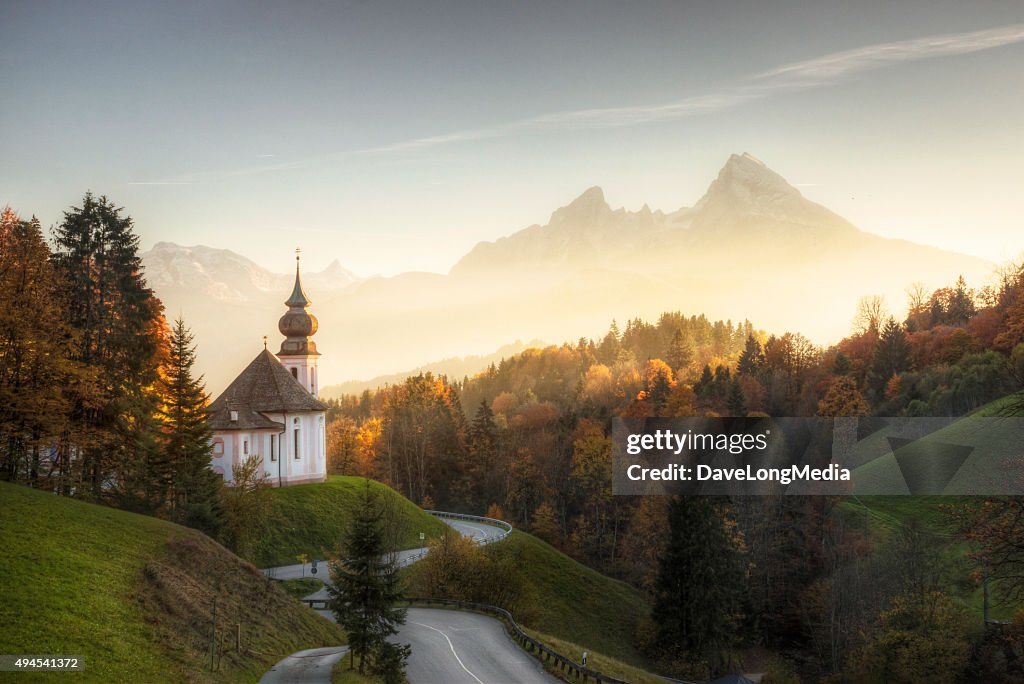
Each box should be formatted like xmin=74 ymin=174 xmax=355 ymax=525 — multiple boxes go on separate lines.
xmin=306 ymin=607 xmax=558 ymax=684
xmin=261 ymin=515 xmax=526 ymax=683
xmin=258 ymin=646 xmax=349 ymax=684
xmin=393 ymin=608 xmax=557 ymax=684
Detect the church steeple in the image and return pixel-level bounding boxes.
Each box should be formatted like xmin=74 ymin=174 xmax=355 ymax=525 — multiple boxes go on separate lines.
xmin=285 ymin=250 xmax=312 ymax=308
xmin=278 ymin=249 xmax=319 ymax=357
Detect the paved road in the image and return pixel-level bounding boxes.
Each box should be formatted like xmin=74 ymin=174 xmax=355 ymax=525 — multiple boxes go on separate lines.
xmin=262 ymin=517 xmax=508 ymax=581
xmin=306 ymin=607 xmax=556 ymax=684
xmin=260 ymin=516 xmax=518 ymax=682
xmin=258 ymin=646 xmax=349 ymax=684
xmin=391 ymin=608 xmax=557 ymax=684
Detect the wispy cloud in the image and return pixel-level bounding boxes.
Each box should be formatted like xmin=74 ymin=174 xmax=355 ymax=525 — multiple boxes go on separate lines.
xmin=366 ymin=23 xmax=1024 ymax=154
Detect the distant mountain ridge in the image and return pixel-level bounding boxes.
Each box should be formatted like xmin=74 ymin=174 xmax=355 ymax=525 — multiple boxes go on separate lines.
xmin=144 ymin=242 xmax=359 ymax=303
xmin=143 ymin=153 xmax=994 ymax=393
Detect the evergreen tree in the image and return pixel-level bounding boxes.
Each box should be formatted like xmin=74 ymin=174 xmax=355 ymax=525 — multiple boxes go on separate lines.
xmin=871 ymin=317 xmax=911 ymax=392
xmin=464 ymin=399 xmax=499 ymax=509
xmin=831 ymin=351 xmax=852 ymax=376
xmin=666 ymin=329 xmax=695 ymax=375
xmin=161 ymin=318 xmax=222 ymax=536
xmin=695 ymin=364 xmax=714 ymax=399
xmin=946 ymin=276 xmax=976 ymax=326
xmin=736 ymin=335 xmax=765 ymax=376
xmin=726 ymin=378 xmax=747 ymax=416
xmin=328 ymin=481 xmax=407 ymax=674
xmin=50 ymin=193 xmax=165 ymax=500
xmin=653 ymin=497 xmax=746 ymax=670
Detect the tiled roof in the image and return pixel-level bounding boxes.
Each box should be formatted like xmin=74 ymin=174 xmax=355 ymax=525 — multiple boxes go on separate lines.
xmin=208 ymin=405 xmax=283 ymax=431
xmin=207 ymin=350 xmax=326 ymax=431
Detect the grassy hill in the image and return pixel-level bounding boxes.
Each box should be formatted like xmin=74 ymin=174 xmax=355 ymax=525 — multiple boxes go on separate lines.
xmin=838 ymin=390 xmax=1024 ymax=622
xmin=0 ymin=481 xmax=345 ymax=683
xmin=256 ymin=475 xmax=449 ymax=567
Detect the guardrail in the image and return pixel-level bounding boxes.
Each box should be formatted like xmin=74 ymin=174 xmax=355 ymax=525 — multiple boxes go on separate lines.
xmin=423 ymin=509 xmax=513 ymax=544
xmin=403 ymin=596 xmax=630 ymax=684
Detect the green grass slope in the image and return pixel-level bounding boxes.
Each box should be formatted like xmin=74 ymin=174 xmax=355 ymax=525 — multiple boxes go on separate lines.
xmin=485 ymin=531 xmax=651 ymax=668
xmin=0 ymin=481 xmax=345 ymax=683
xmin=836 ymin=391 xmax=1024 ymax=622
xmin=256 ymin=476 xmax=449 ymax=567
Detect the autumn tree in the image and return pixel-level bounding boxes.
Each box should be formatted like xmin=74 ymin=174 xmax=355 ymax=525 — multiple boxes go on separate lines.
xmin=0 ymin=208 xmax=81 ymax=486
xmin=816 ymin=377 xmax=869 ymax=417
xmin=845 ymin=592 xmax=970 ymax=683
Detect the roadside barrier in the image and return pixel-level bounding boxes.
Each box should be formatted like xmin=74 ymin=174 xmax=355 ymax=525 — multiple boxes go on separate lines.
xmin=423 ymin=509 xmax=513 ymax=544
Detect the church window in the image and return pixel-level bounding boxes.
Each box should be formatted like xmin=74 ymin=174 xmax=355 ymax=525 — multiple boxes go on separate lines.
xmin=270 ymin=436 xmax=276 ymax=462
xmin=294 ymin=417 xmax=301 ymax=459
xmin=291 ymin=368 xmax=298 ymax=380
xmin=243 ymin=439 xmax=249 ymax=455
xmin=212 ymin=440 xmax=224 ymax=456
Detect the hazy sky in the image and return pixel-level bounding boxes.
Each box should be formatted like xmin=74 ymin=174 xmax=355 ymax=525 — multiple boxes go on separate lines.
xmin=2 ymin=0 xmax=1023 ymax=277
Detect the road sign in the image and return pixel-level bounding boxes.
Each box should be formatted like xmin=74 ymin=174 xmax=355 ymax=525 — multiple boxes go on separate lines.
xmin=419 ymin=532 xmax=425 ymax=540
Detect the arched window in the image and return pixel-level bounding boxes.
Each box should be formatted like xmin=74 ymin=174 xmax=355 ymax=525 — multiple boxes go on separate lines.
xmin=293 ymin=417 xmax=301 ymax=459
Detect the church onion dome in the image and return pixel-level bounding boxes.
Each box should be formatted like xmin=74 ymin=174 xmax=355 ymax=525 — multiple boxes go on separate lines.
xmin=278 ymin=251 xmax=319 ymax=357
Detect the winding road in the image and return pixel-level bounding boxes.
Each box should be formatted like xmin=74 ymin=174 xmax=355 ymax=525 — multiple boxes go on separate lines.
xmin=259 ymin=516 xmax=555 ymax=683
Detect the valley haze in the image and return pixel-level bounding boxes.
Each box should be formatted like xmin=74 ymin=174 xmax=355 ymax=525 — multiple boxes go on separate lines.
xmin=143 ymin=153 xmax=994 ymax=394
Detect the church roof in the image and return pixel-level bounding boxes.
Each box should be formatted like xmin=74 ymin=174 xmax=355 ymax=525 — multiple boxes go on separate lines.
xmin=207 ymin=349 xmax=326 ymax=430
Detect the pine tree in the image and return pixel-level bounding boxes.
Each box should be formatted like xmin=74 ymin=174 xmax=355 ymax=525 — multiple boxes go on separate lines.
xmin=328 ymin=481 xmax=407 ymax=674
xmin=736 ymin=335 xmax=765 ymax=376
xmin=653 ymin=497 xmax=746 ymax=670
xmin=50 ymin=193 xmax=166 ymax=500
xmin=946 ymin=275 xmax=976 ymax=326
xmin=161 ymin=318 xmax=222 ymax=536
xmin=871 ymin=317 xmax=911 ymax=393
xmin=726 ymin=378 xmax=747 ymax=416
xmin=695 ymin=364 xmax=714 ymax=399
xmin=666 ymin=329 xmax=695 ymax=375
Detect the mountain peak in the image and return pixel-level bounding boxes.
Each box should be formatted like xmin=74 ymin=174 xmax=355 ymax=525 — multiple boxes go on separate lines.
xmin=689 ymin=153 xmax=856 ymax=234
xmin=550 ymin=186 xmax=611 ymax=224
xmin=712 ymin=152 xmax=799 ymax=198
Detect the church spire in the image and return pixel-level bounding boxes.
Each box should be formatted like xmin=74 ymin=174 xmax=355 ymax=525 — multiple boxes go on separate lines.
xmin=278 ymin=248 xmax=319 ymax=358
xmin=285 ymin=248 xmax=311 ymax=308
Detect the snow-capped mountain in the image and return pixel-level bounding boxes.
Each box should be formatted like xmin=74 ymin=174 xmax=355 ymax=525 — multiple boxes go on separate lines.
xmin=143 ymin=243 xmax=358 ymax=302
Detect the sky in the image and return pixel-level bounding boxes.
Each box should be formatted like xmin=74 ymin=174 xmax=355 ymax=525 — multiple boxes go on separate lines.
xmin=2 ymin=0 xmax=1023 ymax=277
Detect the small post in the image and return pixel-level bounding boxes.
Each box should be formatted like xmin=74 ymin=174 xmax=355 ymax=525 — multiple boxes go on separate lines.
xmin=983 ymin=567 xmax=990 ymax=624
xmin=209 ymin=595 xmax=218 ymax=671
xmin=236 ymin=623 xmax=241 ymax=652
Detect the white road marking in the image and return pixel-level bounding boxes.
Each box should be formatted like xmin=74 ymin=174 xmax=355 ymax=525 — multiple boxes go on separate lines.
xmin=412 ymin=621 xmax=485 ymax=684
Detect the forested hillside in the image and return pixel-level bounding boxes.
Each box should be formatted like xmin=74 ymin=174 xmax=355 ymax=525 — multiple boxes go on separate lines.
xmin=324 ymin=265 xmax=1024 ymax=680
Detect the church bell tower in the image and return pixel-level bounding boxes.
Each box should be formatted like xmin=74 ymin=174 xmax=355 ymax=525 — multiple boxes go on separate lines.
xmin=277 ymin=249 xmax=320 ymax=397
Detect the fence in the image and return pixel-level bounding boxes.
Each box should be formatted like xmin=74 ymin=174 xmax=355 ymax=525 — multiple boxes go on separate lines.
xmin=423 ymin=509 xmax=513 ymax=544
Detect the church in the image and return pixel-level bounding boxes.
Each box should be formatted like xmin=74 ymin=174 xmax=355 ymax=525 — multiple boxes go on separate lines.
xmin=207 ymin=253 xmax=327 ymax=486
